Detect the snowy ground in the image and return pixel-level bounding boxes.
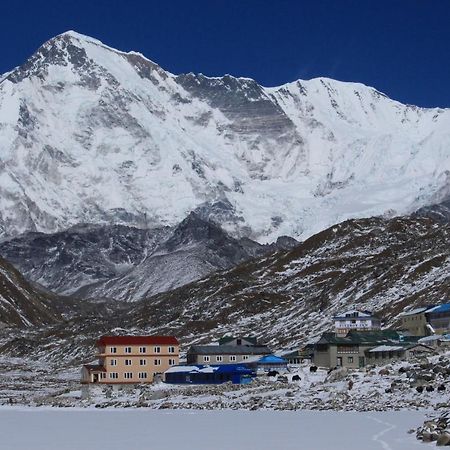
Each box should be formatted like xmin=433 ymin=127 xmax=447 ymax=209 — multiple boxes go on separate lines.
xmin=0 ymin=408 xmax=428 ymax=450
xmin=1 ymin=356 xmax=449 ymax=412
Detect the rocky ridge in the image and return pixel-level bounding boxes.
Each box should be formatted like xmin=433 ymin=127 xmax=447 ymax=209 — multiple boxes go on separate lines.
xmin=0 ymin=213 xmax=297 ymax=301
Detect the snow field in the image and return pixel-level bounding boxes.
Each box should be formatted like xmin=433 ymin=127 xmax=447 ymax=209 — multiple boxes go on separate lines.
xmin=0 ymin=408 xmax=427 ymax=450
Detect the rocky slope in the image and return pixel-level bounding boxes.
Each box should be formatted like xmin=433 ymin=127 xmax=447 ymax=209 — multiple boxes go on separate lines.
xmin=127 ymin=216 xmax=450 ymax=348
xmin=414 ymin=193 xmax=450 ymax=223
xmin=0 ymin=257 xmax=62 ymax=327
xmin=1 ymin=215 xmax=447 ymax=364
xmin=0 ymin=213 xmax=296 ymax=301
xmin=0 ymin=31 xmax=449 ymax=242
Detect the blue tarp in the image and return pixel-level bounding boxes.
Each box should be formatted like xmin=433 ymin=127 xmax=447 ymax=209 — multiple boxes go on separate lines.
xmin=258 ymin=355 xmax=287 ymax=364
xmin=165 ymin=364 xmax=255 ymax=385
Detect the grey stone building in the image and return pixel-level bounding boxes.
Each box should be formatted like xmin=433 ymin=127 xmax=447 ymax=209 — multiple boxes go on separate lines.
xmin=187 ymin=344 xmax=271 ymax=365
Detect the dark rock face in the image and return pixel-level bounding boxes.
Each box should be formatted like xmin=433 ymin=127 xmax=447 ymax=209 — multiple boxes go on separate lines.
xmin=0 ymin=224 xmax=168 ymax=297
xmin=176 ymin=73 xmax=295 ymax=136
xmin=7 ymin=34 xmax=92 ymax=83
xmin=414 ymin=196 xmax=450 ymax=223
xmin=0 ymin=215 xmax=297 ymax=302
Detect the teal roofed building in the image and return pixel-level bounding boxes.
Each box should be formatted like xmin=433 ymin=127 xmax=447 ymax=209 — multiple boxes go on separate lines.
xmin=313 ymin=330 xmax=420 ymax=369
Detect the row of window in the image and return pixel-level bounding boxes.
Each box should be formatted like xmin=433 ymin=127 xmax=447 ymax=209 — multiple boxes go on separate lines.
xmin=110 ymin=359 xmax=177 ymax=366
xmin=109 ymin=346 xmax=176 ymax=354
xmin=108 ymin=372 xmax=152 ymax=380
xmin=203 ymin=355 xmax=248 ymax=363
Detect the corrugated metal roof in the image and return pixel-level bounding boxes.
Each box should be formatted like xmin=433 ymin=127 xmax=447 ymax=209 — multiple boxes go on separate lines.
xmin=368 ymin=345 xmax=405 ymax=352
xmin=218 ymin=336 xmax=258 ymax=345
xmin=96 ymin=335 xmax=179 ymax=346
xmin=398 ymin=307 xmax=431 ymax=317
xmin=333 ymin=310 xmax=374 ymax=319
xmin=318 ymin=330 xmax=402 ymax=345
xmin=188 ymin=345 xmax=271 ymax=355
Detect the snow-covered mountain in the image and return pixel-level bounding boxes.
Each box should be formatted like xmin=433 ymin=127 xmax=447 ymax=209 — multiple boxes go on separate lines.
xmin=0 ymin=31 xmax=449 ymax=242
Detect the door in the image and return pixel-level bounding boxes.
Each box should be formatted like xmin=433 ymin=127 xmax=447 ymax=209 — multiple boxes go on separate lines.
xmin=336 ymin=357 xmax=343 ymax=367
xmin=358 ymin=357 xmax=365 ymax=368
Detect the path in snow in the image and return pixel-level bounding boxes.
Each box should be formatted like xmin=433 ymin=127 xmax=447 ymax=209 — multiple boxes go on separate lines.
xmin=0 ymin=408 xmax=426 ymax=450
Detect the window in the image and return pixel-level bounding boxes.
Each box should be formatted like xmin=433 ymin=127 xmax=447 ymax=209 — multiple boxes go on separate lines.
xmin=124 ymin=372 xmax=133 ymax=379
xmin=109 ymin=372 xmax=118 ymax=379
xmin=237 ymin=339 xmax=242 ymax=345
xmin=347 ymin=356 xmax=354 ymax=363
xmin=154 ymin=359 xmax=161 ymax=366
xmin=125 ymin=359 xmax=132 ymax=366
xmin=110 ymin=359 xmax=117 ymax=366
xmin=138 ymin=372 xmax=148 ymax=379
xmin=242 ymin=355 xmax=249 ymax=360
xmin=229 ymin=355 xmax=236 ymax=362
xmin=203 ymin=356 xmax=210 ymax=362
xmin=139 ymin=347 xmax=147 ymax=353
xmin=168 ymin=346 xmax=175 ymax=354
xmin=100 ymin=373 xmax=106 ymax=379
xmin=216 ymin=356 xmax=223 ymax=362
xmin=110 ymin=347 xmax=117 ymax=354
xmin=169 ymin=359 xmax=176 ymax=366
xmin=125 ymin=347 xmax=132 ymax=354
xmin=140 ymin=359 xmax=147 ymax=366
xmin=154 ymin=346 xmax=161 ymax=353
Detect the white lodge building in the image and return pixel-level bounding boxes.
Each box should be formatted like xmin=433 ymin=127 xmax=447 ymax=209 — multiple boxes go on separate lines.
xmin=333 ymin=310 xmax=381 ymax=336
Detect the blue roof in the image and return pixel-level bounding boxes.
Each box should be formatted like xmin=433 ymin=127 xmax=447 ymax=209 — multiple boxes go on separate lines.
xmin=258 ymin=355 xmax=287 ymax=364
xmin=427 ymin=304 xmax=450 ymax=314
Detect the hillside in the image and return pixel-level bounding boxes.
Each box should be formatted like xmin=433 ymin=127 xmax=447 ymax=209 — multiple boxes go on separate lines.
xmin=1 ymin=215 xmax=447 ymax=364
xmin=0 ymin=257 xmax=62 ymax=327
xmin=127 ymin=216 xmax=450 ymax=347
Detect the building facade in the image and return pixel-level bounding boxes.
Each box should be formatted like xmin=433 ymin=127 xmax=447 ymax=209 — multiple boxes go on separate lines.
xmin=186 ymin=345 xmax=271 ymax=365
xmin=398 ymin=307 xmax=430 ymax=336
xmin=313 ymin=330 xmax=418 ymax=369
xmin=399 ymin=304 xmax=450 ymax=337
xmin=333 ymin=310 xmax=381 ymax=336
xmin=81 ymin=335 xmax=179 ymax=384
xmin=365 ymin=343 xmax=435 ymax=365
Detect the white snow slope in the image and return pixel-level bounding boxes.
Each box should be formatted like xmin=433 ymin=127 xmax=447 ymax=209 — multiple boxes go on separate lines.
xmin=0 ymin=31 xmax=449 ymax=242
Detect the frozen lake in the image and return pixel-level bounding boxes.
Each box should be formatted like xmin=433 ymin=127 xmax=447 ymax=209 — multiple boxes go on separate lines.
xmin=0 ymin=408 xmax=427 ymax=450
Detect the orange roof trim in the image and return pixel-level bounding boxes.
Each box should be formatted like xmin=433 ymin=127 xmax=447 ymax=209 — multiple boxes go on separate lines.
xmin=96 ymin=335 xmax=179 ymax=346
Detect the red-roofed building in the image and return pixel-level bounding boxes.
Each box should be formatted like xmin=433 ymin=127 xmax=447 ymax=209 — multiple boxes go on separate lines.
xmin=81 ymin=335 xmax=180 ymax=384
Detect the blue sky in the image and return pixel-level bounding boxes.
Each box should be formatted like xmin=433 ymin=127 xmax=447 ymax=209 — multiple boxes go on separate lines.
xmin=2 ymin=0 xmax=450 ymax=107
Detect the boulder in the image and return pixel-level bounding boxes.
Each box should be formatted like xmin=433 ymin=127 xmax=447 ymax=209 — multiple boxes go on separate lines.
xmin=436 ymin=433 xmax=450 ymax=446
xmin=326 ymin=367 xmax=349 ymax=383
